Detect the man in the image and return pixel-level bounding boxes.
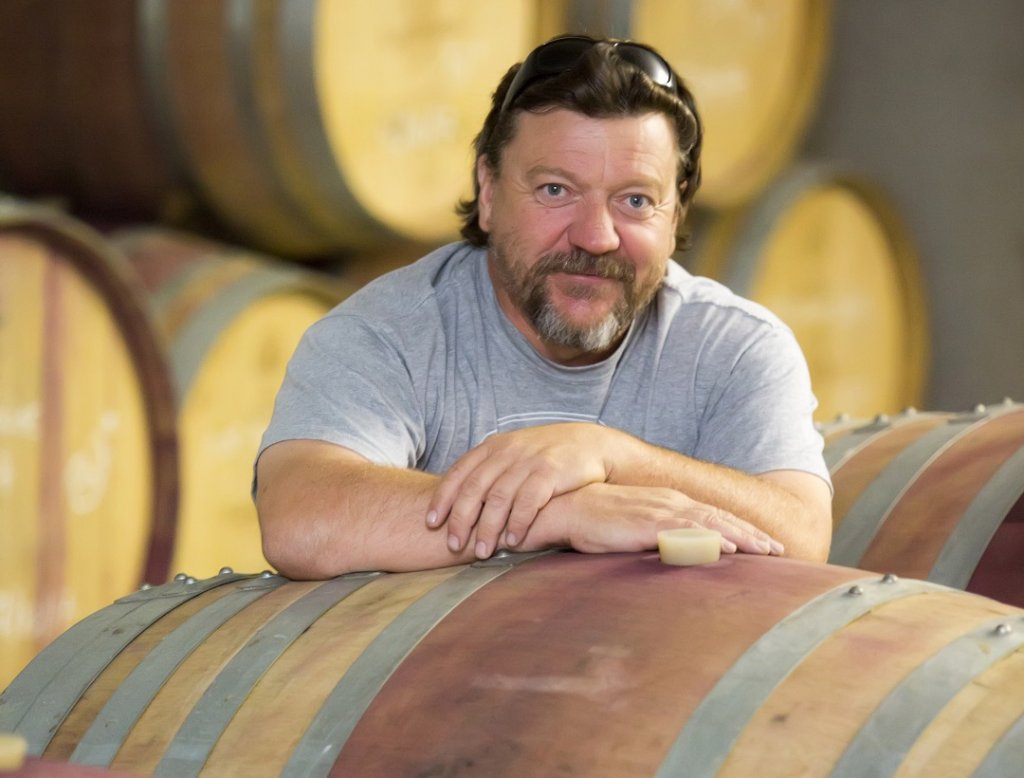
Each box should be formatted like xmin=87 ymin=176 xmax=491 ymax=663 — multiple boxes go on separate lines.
xmin=255 ymin=35 xmax=832 ymax=579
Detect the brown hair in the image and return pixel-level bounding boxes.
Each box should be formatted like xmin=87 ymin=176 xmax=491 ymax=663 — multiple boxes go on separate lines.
xmin=456 ymin=36 xmax=703 ymax=247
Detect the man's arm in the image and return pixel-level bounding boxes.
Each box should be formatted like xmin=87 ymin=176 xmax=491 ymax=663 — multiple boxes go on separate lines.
xmin=255 ymin=439 xmax=475 ymax=578
xmin=428 ymin=423 xmax=832 ymax=562
xmin=255 ymin=436 xmax=780 ymax=579
xmin=599 ymin=431 xmax=831 ymax=560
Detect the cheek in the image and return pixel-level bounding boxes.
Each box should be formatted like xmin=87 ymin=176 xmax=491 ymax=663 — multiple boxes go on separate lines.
xmin=500 ymin=204 xmax=573 ymax=252
xmin=619 ymin=221 xmax=673 ymax=264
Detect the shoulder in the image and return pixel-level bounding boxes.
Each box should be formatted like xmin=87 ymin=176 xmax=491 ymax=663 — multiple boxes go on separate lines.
xmin=335 ymin=241 xmax=484 ymax=322
xmin=658 ymin=259 xmax=788 ymax=333
xmin=305 ymin=241 xmax=485 ymax=352
xmin=648 ymin=260 xmax=806 ymax=374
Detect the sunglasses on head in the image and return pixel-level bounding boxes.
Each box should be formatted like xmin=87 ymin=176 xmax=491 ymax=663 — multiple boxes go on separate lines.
xmin=500 ymin=35 xmax=678 ymax=114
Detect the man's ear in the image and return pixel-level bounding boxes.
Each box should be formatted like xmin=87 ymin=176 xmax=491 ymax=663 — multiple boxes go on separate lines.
xmin=477 ymin=155 xmax=495 ymax=232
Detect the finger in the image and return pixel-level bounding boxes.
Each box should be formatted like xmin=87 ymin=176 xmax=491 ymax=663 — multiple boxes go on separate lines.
xmin=717 ymin=514 xmax=784 ymax=555
xmin=446 ymin=453 xmax=534 ymax=551
xmin=683 ymin=508 xmax=776 ymax=556
xmin=504 ymin=474 xmax=558 ymax=547
xmin=472 ymin=469 xmax=534 ymax=557
xmin=426 ymin=445 xmax=492 ymax=529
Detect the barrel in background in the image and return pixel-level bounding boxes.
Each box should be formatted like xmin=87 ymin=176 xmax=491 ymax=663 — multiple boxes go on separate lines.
xmin=1 ymin=552 xmax=1022 ymax=776
xmin=0 ymin=0 xmax=541 ymax=257
xmin=825 ymin=401 xmax=1024 ymax=607
xmin=686 ymin=164 xmax=929 ymax=422
xmin=111 ymin=227 xmax=356 ymax=580
xmin=553 ymin=0 xmax=832 ymax=208
xmin=0 ymin=200 xmax=178 ymax=691
xmin=0 ymin=1 xmax=185 ymax=222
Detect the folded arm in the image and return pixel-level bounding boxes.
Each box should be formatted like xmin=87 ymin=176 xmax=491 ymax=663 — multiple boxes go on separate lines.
xmin=255 ymin=439 xmax=471 ymax=578
xmin=255 ymin=435 xmax=796 ymax=579
xmin=427 ymin=422 xmax=832 ymax=562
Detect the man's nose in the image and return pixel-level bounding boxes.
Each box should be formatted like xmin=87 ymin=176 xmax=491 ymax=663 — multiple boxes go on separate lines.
xmin=568 ymin=200 xmax=620 ymax=256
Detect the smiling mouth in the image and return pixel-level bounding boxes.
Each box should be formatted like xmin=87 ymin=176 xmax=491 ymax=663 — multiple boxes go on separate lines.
xmin=551 ymin=271 xmax=618 ymax=285
xmin=551 ymin=268 xmax=621 ymax=281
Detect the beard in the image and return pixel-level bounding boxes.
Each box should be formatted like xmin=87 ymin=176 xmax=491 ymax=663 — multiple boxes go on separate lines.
xmin=490 ymin=239 xmax=663 ymax=354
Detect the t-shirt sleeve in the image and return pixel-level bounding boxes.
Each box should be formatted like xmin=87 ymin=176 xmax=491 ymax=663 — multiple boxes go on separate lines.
xmin=693 ymin=324 xmax=831 ymax=488
xmin=256 ymin=312 xmax=425 ymax=469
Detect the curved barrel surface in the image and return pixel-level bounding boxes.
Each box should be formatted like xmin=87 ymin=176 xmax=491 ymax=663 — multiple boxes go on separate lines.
xmin=2 ymin=552 xmax=1022 ymax=777
xmin=826 ymin=402 xmax=1024 ymax=606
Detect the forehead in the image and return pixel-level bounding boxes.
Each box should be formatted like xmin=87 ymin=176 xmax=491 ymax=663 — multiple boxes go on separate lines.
xmin=501 ymin=109 xmax=679 ymax=187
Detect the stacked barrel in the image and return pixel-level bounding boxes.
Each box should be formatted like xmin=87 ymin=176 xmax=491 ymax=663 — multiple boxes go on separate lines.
xmin=552 ymin=0 xmax=929 ymax=422
xmin=0 ymin=0 xmax=540 ymax=690
xmin=1 ymin=3 xmax=1021 ymax=775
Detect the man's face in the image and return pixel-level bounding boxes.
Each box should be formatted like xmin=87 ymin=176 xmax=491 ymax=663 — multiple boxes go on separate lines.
xmin=478 ymin=109 xmax=681 ymax=365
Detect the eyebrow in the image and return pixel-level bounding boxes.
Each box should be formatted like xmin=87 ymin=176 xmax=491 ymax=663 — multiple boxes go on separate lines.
xmin=526 ymin=165 xmax=578 ymax=182
xmin=525 ymin=165 xmax=664 ymax=192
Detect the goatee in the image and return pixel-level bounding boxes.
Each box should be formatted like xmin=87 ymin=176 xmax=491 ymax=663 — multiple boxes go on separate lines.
xmin=493 ymin=245 xmax=660 ymax=354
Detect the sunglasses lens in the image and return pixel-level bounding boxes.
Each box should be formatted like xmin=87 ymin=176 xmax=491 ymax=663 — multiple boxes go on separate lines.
xmin=534 ymin=38 xmax=594 ymax=70
xmin=617 ymin=45 xmax=675 ymax=89
xmin=502 ymin=38 xmax=675 ymax=113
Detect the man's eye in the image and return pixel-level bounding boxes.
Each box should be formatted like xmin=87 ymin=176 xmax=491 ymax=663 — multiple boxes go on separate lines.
xmin=627 ymin=194 xmax=651 ymax=209
xmin=544 ymin=184 xmax=565 ymax=197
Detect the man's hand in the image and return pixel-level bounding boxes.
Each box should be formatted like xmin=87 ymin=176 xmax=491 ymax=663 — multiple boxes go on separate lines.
xmin=516 ymin=482 xmax=784 ymax=556
xmin=426 ymin=423 xmax=627 ymax=558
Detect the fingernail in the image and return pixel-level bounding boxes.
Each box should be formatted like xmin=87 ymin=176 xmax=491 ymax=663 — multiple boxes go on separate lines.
xmin=723 ymin=539 xmax=737 ymax=554
xmin=426 ymin=510 xmax=438 ymax=527
xmin=758 ymin=540 xmax=772 ymax=554
xmin=506 ymin=532 xmax=518 ymax=547
xmin=447 ymin=534 xmax=460 ymax=552
xmin=770 ymin=540 xmax=785 ymax=555
xmin=475 ymin=540 xmax=488 ymax=559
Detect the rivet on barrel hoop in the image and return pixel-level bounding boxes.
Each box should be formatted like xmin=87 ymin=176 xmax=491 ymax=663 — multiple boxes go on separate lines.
xmin=219 ymin=567 xmax=234 ymax=575
xmin=994 ymin=623 xmax=1013 ymax=637
xmin=184 ymin=577 xmax=197 ymax=585
xmin=260 ymin=571 xmax=275 ymax=579
xmin=846 ymin=585 xmax=864 ymax=597
xmin=139 ymin=583 xmax=152 ymax=591
xmin=174 ymin=573 xmax=188 ymax=582
xmin=881 ymin=573 xmax=899 ymax=584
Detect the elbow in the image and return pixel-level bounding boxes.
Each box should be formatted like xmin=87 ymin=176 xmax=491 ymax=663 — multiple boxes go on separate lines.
xmin=257 ymin=503 xmax=352 ymax=581
xmin=262 ymin=532 xmax=322 ymax=581
xmin=785 ymin=511 xmax=833 ymax=564
xmin=794 ymin=536 xmax=832 ymax=564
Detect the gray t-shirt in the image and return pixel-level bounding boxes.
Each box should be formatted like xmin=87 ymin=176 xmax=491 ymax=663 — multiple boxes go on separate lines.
xmin=257 ymin=241 xmax=830 ymax=487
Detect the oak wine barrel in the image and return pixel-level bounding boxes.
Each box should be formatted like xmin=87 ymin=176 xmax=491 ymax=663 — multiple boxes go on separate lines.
xmin=551 ymin=0 xmax=832 ymax=207
xmin=686 ymin=164 xmax=930 ymax=422
xmin=0 ymin=1 xmax=540 ymax=256
xmin=825 ymin=400 xmax=1024 ymax=607
xmin=1 ymin=552 xmax=1022 ymax=776
xmin=0 ymin=752 xmax=136 ymax=778
xmin=0 ymin=1 xmax=184 ymax=221
xmin=112 ymin=227 xmax=356 ymax=580
xmin=0 ymin=199 xmax=178 ymax=691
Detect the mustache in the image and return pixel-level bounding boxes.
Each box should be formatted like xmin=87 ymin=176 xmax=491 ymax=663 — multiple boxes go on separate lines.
xmin=532 ymin=250 xmax=635 ymax=283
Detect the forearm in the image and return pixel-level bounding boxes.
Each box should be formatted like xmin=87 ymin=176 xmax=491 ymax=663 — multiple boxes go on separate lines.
xmin=256 ymin=441 xmax=481 ymax=578
xmin=429 ymin=421 xmax=830 ymax=561
xmin=609 ymin=432 xmax=832 ymax=560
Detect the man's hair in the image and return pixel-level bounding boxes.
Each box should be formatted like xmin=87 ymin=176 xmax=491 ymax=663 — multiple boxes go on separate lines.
xmin=456 ymin=35 xmax=703 ymax=247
